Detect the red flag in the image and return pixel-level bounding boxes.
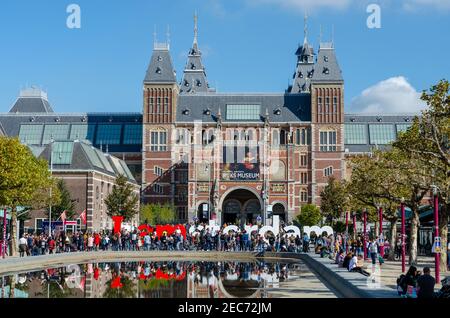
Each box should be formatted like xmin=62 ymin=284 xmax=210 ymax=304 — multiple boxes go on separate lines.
xmin=80 ymin=210 xmax=87 ymax=225
xmin=60 ymin=211 xmax=67 ymax=224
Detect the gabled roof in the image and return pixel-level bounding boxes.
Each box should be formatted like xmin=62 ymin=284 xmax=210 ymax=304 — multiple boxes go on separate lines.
xmin=37 ymin=140 xmax=137 ymax=183
xmin=144 ymin=45 xmax=177 ymax=84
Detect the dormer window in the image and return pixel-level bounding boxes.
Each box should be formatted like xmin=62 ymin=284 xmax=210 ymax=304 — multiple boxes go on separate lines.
xmin=323 ymin=67 xmax=330 ymax=75
xmin=324 ymin=56 xmax=329 ymax=62
xmin=308 ymin=70 xmax=314 ymax=78
xmin=204 ymin=109 xmax=211 ymax=116
xmin=274 ymin=109 xmax=282 ymax=116
xmin=377 ymin=117 xmax=382 ymax=122
xmin=157 ymin=56 xmax=163 ymax=62
xmin=196 ymin=80 xmax=202 ymax=87
xmin=190 ymin=63 xmax=196 ymax=70
xmin=156 ymin=67 xmax=162 ymax=74
xmin=184 ymin=80 xmax=190 ymax=87
xmin=299 ymin=71 xmax=303 ymax=78
xmin=183 ymin=109 xmax=190 ymax=116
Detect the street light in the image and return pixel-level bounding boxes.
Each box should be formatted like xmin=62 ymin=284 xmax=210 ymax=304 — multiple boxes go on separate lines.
xmin=49 ymin=138 xmax=54 ymax=238
xmin=345 ymin=210 xmax=349 ymax=254
xmin=432 ymin=185 xmax=440 ymax=283
xmin=401 ymin=197 xmax=406 ymax=273
xmin=378 ymin=203 xmax=385 ymax=258
xmin=363 ymin=208 xmax=367 ymax=260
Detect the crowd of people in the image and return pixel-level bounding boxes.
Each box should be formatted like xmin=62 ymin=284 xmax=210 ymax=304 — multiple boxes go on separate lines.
xmin=15 ymin=222 xmax=305 ymax=257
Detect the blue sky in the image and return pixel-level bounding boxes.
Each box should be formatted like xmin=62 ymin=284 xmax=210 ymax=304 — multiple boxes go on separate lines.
xmin=0 ymin=0 xmax=449 ymax=114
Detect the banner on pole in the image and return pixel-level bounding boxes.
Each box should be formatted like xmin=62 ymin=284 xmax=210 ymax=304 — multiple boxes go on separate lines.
xmin=432 ymin=237 xmax=442 ymax=254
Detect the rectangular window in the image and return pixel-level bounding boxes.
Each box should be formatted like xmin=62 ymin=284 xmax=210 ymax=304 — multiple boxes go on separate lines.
xmin=324 ymin=166 xmax=334 ymax=177
xmin=345 ymin=124 xmax=367 ymax=145
xmin=35 ymin=218 xmax=45 ymax=235
xmin=153 ymin=184 xmax=163 ymax=194
xmin=96 ymin=124 xmax=122 ymax=145
xmin=226 ymin=104 xmax=261 ymax=120
xmin=369 ymin=124 xmax=395 ymax=145
xmin=149 ymin=97 xmax=154 ymax=113
xmin=123 ymin=125 xmax=142 ymax=145
xmin=296 ymin=128 xmax=309 ymax=145
xmin=154 ymin=166 xmax=164 ymax=177
xmin=177 ymin=207 xmax=187 ymax=222
xmin=318 ymin=97 xmax=323 ymax=114
xmin=333 ymin=97 xmax=338 ymax=113
xmin=300 ymin=154 xmax=308 ymax=167
xmin=300 ymin=190 xmax=308 ymax=203
xmin=150 ymin=131 xmax=167 ymax=152
xmin=320 ymin=131 xmax=337 ymax=152
xmin=300 ymin=172 xmax=308 ymax=184
xmin=164 ymin=97 xmax=169 ymax=114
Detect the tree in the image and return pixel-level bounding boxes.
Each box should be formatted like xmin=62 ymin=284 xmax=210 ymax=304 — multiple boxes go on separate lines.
xmin=393 ymin=79 xmax=449 ymax=273
xmin=46 ymin=179 xmax=76 ymax=221
xmin=320 ymin=177 xmax=347 ymax=226
xmin=295 ymin=204 xmax=322 ymax=227
xmin=0 ymin=137 xmax=57 ymax=256
xmin=140 ymin=203 xmax=176 ymax=225
xmin=104 ymin=175 xmax=139 ymax=222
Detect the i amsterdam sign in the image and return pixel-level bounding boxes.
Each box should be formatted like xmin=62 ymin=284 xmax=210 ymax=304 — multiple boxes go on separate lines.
xmin=221 ymin=163 xmax=260 ymax=181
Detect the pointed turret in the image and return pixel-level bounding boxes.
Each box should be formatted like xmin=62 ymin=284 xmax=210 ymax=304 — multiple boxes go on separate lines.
xmin=144 ymin=33 xmax=177 ymax=84
xmin=289 ymin=13 xmax=315 ymax=93
xmin=180 ymin=13 xmax=212 ymax=94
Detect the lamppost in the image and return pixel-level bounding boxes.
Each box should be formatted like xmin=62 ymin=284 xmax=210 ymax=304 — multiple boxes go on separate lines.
xmin=49 ymin=138 xmax=54 ymax=238
xmin=363 ymin=208 xmax=367 ymax=260
xmin=352 ymin=212 xmax=357 ymax=240
xmin=401 ymin=197 xmax=406 ymax=273
xmin=378 ymin=203 xmax=384 ymax=258
xmin=345 ymin=211 xmax=349 ymax=254
xmin=432 ymin=185 xmax=440 ymax=283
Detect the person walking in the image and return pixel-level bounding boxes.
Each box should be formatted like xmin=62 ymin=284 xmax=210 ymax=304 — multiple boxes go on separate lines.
xmin=19 ymin=235 xmax=28 ymax=257
xmin=416 ymin=267 xmax=436 ymax=299
xmin=369 ymin=239 xmax=378 ymax=265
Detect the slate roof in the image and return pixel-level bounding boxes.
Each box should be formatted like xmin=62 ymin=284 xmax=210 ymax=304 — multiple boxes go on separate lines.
xmin=37 ymin=140 xmax=137 ymax=183
xmin=9 ymin=97 xmax=54 ymax=113
xmin=144 ymin=46 xmax=177 ymax=84
xmin=312 ymin=43 xmax=344 ymax=83
xmin=176 ymin=93 xmax=312 ymax=123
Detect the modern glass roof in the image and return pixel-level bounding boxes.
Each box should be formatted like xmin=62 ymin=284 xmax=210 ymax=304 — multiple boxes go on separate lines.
xmin=396 ymin=123 xmax=413 ymax=134
xmin=345 ymin=124 xmax=367 ymax=145
xmin=96 ymin=124 xmax=122 ymax=145
xmin=52 ymin=142 xmax=74 ymax=165
xmin=19 ymin=124 xmax=44 ymax=145
xmin=123 ymin=124 xmax=142 ymax=145
xmin=43 ymin=124 xmax=70 ymax=144
xmin=369 ymin=124 xmax=395 ymax=145
xmin=70 ymin=124 xmax=96 ymax=141
xmin=226 ymin=104 xmax=261 ymax=121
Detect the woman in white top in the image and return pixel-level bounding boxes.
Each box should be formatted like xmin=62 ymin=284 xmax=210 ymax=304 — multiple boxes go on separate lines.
xmin=348 ymin=255 xmax=371 ymax=277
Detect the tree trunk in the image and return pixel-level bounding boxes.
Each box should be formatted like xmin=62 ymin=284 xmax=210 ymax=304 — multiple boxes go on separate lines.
xmin=388 ymin=219 xmax=397 ymax=261
xmin=409 ymin=208 xmax=420 ymax=265
xmin=439 ymin=203 xmax=448 ymax=274
xmin=10 ymin=207 xmax=18 ymax=257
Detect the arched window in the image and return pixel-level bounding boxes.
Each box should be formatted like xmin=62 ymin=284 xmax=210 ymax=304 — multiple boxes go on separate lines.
xmin=272 ymin=129 xmax=280 ymax=146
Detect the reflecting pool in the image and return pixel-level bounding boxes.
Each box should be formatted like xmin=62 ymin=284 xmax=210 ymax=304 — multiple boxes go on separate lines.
xmin=0 ymin=261 xmax=336 ymax=298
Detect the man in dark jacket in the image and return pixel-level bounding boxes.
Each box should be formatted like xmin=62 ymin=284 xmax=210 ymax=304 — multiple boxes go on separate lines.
xmin=417 ymin=267 xmax=436 ymax=298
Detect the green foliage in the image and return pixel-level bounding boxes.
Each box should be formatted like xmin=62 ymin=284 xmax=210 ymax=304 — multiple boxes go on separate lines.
xmin=295 ymin=204 xmax=322 ymax=227
xmin=320 ymin=177 xmax=347 ymax=225
xmin=140 ymin=203 xmax=176 ymax=225
xmin=333 ymin=221 xmax=346 ymax=234
xmin=103 ymin=276 xmax=136 ymax=298
xmin=104 ymin=175 xmax=139 ymax=221
xmin=0 ymin=137 xmax=58 ymax=255
xmin=47 ymin=179 xmax=76 ymax=221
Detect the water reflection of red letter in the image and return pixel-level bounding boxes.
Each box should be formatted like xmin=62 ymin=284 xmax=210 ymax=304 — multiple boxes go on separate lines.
xmin=111 ymin=276 xmax=123 ymax=289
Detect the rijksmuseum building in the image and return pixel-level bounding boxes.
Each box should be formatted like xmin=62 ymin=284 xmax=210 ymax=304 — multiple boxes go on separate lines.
xmin=0 ymin=18 xmax=417 ymax=228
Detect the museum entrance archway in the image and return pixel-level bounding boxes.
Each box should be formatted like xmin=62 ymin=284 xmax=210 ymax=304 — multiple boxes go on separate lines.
xmin=222 ymin=189 xmax=262 ymax=226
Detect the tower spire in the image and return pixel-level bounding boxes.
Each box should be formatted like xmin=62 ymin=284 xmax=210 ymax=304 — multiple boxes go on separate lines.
xmin=194 ymin=11 xmax=198 ymax=46
xmin=303 ymin=11 xmax=308 ymax=45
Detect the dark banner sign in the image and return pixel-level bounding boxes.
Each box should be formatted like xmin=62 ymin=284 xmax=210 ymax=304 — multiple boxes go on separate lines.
xmin=221 ymin=163 xmax=260 ymax=181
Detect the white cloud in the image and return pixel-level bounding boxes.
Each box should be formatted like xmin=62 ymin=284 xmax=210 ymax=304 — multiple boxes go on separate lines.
xmin=350 ymin=76 xmax=426 ymax=114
